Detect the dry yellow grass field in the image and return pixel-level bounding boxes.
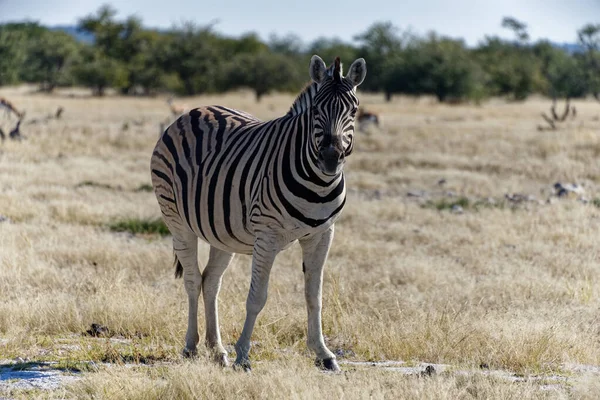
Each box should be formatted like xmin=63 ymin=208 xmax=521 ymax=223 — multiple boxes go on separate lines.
xmin=2 ymin=86 xmax=600 ymax=399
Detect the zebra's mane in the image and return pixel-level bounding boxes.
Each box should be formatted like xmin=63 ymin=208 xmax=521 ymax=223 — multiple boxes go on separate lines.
xmin=286 ymin=81 xmax=318 ymax=117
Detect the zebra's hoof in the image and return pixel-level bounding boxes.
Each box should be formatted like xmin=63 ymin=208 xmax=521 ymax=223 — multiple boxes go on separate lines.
xmin=182 ymin=347 xmax=197 ymax=359
xmin=233 ymin=360 xmax=251 ymax=372
xmin=214 ymin=353 xmax=230 ymax=367
xmin=316 ymin=358 xmax=340 ymax=372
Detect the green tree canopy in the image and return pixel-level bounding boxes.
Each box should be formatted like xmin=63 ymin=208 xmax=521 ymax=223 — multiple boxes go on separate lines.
xmin=223 ymin=51 xmax=304 ymax=101
xmin=577 ymin=24 xmax=600 ymax=99
xmin=384 ymin=34 xmax=485 ymax=102
xmin=25 ymin=30 xmax=81 ymax=92
xmin=354 ymin=21 xmax=403 ymax=93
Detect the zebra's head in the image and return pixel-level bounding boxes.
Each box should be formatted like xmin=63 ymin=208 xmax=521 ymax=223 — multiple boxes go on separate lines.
xmin=309 ymin=55 xmax=367 ymax=176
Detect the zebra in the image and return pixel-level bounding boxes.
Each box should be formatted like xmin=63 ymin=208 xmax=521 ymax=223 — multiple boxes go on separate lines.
xmin=150 ymin=55 xmax=366 ymax=371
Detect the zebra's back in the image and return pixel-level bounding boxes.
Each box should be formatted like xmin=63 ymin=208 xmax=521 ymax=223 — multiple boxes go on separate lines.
xmin=151 ymin=105 xmax=266 ymax=254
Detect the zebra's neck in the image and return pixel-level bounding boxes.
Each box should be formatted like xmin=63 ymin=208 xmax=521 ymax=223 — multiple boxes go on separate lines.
xmin=287 ymin=82 xmax=318 ymax=116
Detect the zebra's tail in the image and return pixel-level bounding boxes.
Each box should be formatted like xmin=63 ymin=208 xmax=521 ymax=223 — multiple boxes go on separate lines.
xmin=174 ymin=252 xmax=183 ymax=279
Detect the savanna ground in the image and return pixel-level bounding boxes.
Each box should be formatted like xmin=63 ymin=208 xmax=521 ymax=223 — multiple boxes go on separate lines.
xmin=1 ymin=86 xmax=600 ymax=399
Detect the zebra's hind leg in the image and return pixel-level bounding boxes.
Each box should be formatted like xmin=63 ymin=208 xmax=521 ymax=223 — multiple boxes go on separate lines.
xmin=173 ymin=233 xmax=202 ymax=358
xmin=202 ymin=246 xmax=234 ymax=367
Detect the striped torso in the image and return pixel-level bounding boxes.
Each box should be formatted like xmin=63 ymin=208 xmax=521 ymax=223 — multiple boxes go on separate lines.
xmin=151 ymin=105 xmax=346 ymax=255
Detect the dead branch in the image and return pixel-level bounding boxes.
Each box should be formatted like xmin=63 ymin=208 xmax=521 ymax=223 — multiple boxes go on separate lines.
xmin=0 ymin=97 xmax=25 ymax=119
xmin=9 ymin=118 xmax=24 ymax=141
xmin=539 ymin=98 xmax=575 ymax=131
xmin=540 ymin=113 xmax=556 ymax=130
xmin=550 ymin=98 xmax=571 ymax=122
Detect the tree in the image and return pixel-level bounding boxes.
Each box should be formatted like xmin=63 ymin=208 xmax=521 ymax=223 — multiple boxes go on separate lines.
xmin=77 ymin=5 xmax=122 ymax=58
xmin=501 ymin=16 xmax=530 ymax=44
xmin=26 ymin=30 xmax=80 ymax=92
xmin=158 ymin=22 xmax=229 ymax=95
xmin=533 ymin=41 xmax=587 ymax=98
xmin=268 ymin=33 xmax=304 ymax=56
xmin=354 ymin=21 xmax=403 ymax=95
xmin=384 ymin=34 xmax=486 ymax=102
xmin=308 ymin=38 xmax=358 ymax=68
xmin=78 ymin=6 xmax=159 ymax=94
xmin=0 ymin=23 xmax=37 ymax=85
xmin=577 ymin=24 xmax=600 ymax=100
xmin=474 ymin=36 xmax=541 ymax=100
xmin=73 ymin=48 xmax=128 ymax=96
xmin=223 ymin=51 xmax=303 ymax=101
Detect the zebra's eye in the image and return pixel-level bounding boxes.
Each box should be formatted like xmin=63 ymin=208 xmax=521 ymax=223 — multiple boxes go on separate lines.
xmin=312 ymin=106 xmax=320 ymax=116
xmin=350 ymin=108 xmax=358 ymax=117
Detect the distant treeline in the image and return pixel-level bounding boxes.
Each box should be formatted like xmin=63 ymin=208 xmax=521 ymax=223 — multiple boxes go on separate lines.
xmin=1 ymin=5 xmax=599 ymax=103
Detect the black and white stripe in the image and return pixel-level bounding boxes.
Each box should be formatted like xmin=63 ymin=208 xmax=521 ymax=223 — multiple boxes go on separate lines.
xmin=150 ymin=55 xmax=367 ymax=371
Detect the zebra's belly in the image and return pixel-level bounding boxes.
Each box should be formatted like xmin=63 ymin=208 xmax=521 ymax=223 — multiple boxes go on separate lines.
xmin=191 ymin=214 xmax=256 ymax=255
xmin=193 ymin=215 xmax=337 ymax=256
xmin=191 ymin=205 xmax=339 ymax=256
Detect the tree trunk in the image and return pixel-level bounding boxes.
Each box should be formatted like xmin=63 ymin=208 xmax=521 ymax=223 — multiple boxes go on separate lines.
xmin=95 ymin=85 xmax=106 ymax=97
xmin=385 ymin=92 xmax=392 ymax=102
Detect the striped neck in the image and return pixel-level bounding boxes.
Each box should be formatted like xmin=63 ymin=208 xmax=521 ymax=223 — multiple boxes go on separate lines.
xmin=287 ymin=82 xmax=318 ymax=117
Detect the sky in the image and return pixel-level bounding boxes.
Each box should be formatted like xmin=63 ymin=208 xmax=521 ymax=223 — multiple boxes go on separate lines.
xmin=0 ymin=0 xmax=598 ymax=46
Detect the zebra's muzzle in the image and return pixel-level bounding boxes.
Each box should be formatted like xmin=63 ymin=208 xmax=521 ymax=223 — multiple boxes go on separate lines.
xmin=317 ymin=146 xmax=344 ymax=176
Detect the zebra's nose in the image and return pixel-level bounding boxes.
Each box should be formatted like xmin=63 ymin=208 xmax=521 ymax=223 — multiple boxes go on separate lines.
xmin=319 ymin=146 xmax=343 ymax=162
xmin=318 ymin=146 xmax=344 ymax=174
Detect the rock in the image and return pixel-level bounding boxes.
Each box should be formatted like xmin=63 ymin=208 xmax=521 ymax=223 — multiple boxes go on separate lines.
xmin=85 ymin=323 xmax=111 ymax=337
xmin=407 ymin=190 xmax=425 ymax=198
xmin=421 ymin=365 xmax=436 ymax=376
xmin=451 ymin=205 xmax=464 ymax=214
xmin=333 ymin=348 xmax=356 ymax=358
xmin=554 ymin=182 xmax=585 ymax=198
xmin=505 ymin=193 xmax=536 ymax=203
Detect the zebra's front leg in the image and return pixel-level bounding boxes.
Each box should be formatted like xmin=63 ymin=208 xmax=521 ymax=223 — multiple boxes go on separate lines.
xmin=299 ymin=225 xmax=339 ymax=372
xmin=202 ymin=246 xmax=234 ymax=367
xmin=234 ymin=235 xmax=279 ymax=371
xmin=173 ymin=233 xmax=202 ymax=358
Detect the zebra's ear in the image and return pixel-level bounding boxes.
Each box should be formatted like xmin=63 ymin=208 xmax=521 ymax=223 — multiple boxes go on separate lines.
xmin=346 ymin=58 xmax=367 ymax=87
xmin=309 ymin=55 xmax=327 ymax=83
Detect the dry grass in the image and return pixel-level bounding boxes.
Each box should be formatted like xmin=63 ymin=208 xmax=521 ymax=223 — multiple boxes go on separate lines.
xmin=2 ymin=86 xmax=600 ymax=398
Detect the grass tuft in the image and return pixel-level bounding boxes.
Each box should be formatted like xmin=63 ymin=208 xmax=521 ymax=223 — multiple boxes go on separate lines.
xmin=75 ymin=181 xmax=120 ymax=190
xmin=108 ymin=218 xmax=170 ymax=236
xmin=425 ymin=196 xmax=470 ymax=211
xmin=135 ymin=184 xmax=154 ymax=192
